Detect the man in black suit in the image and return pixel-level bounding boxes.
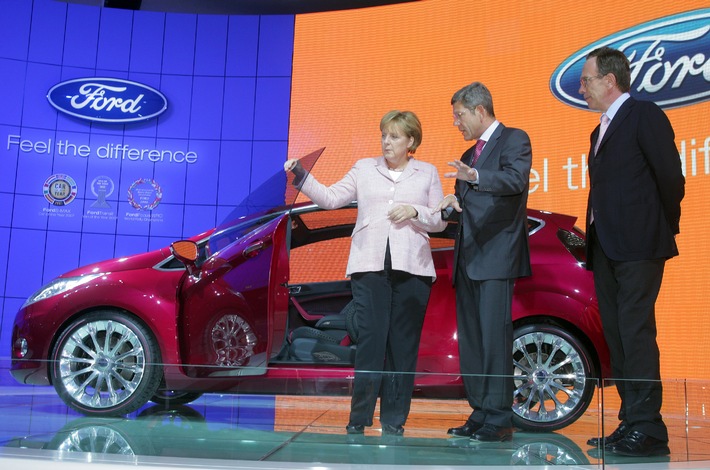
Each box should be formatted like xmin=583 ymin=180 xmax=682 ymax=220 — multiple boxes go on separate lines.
xmin=580 ymin=47 xmax=685 ymax=457
xmin=438 ymin=82 xmax=532 ymax=442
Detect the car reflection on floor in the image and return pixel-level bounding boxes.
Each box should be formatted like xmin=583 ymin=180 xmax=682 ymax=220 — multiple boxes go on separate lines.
xmin=2 ymin=401 xmax=603 ymax=467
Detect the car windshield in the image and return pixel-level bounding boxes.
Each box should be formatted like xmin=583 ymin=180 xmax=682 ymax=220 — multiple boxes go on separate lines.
xmin=207 ymin=148 xmax=325 ymax=256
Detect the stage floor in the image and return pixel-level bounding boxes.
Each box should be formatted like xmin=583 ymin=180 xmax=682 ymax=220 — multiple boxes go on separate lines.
xmin=2 ymin=376 xmax=710 ymax=469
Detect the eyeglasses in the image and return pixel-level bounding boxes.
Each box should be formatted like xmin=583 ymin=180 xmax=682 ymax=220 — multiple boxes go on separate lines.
xmin=579 ymin=75 xmax=603 ymax=87
xmin=453 ymin=109 xmax=469 ymax=124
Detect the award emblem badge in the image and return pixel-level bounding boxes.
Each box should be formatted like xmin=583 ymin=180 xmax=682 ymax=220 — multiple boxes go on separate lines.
xmin=127 ymin=178 xmax=163 ymax=210
xmin=43 ymin=174 xmax=78 ymax=206
xmin=90 ymin=175 xmax=115 ymax=208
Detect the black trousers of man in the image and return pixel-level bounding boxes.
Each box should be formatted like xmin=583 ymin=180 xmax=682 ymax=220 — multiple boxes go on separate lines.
xmin=455 ymin=261 xmax=515 ymax=428
xmin=590 ymin=228 xmax=668 ymax=441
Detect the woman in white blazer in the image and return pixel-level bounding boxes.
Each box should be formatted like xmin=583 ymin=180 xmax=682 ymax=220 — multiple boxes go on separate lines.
xmin=285 ymin=111 xmax=446 ymax=436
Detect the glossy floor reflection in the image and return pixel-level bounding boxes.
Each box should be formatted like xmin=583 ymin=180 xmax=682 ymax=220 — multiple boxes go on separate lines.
xmin=3 ymin=380 xmax=710 ymax=469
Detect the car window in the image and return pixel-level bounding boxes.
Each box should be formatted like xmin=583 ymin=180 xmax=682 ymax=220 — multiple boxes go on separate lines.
xmin=207 ymin=212 xmax=281 ymax=256
xmin=290 ymin=237 xmax=351 ymax=283
xmin=296 ymin=206 xmax=358 ymax=230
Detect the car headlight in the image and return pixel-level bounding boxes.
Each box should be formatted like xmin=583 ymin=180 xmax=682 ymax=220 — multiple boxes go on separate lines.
xmin=22 ymin=273 xmax=104 ymax=308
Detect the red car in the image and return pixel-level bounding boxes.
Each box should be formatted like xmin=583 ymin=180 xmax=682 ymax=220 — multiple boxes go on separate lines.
xmin=10 ymin=150 xmax=609 ymax=432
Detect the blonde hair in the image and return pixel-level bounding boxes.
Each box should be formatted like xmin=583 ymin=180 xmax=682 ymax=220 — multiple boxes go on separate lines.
xmin=380 ymin=110 xmax=422 ymax=154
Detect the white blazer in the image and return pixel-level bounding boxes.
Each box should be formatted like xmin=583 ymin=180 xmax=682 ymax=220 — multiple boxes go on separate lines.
xmin=300 ymin=156 xmax=446 ymax=279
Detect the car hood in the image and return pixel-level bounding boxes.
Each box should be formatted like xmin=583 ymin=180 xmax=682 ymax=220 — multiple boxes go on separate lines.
xmin=58 ymin=248 xmax=174 ymax=278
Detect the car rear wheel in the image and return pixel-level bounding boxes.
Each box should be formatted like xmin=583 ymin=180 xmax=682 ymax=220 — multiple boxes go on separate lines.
xmin=512 ymin=323 xmax=595 ymax=432
xmin=50 ymin=310 xmax=162 ymax=417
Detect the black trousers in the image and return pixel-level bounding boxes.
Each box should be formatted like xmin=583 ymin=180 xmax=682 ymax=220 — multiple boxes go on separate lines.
xmin=590 ymin=226 xmax=668 ymax=440
xmin=455 ymin=261 xmax=515 ymax=428
xmin=348 ymin=245 xmax=432 ymax=427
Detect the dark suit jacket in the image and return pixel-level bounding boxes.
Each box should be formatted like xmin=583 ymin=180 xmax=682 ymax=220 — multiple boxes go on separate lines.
xmin=585 ymin=97 xmax=685 ymax=266
xmin=450 ymin=124 xmax=533 ymax=282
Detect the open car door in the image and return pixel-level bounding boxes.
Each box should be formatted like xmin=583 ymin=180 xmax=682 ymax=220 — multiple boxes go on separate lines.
xmin=174 ymin=148 xmax=325 ymax=378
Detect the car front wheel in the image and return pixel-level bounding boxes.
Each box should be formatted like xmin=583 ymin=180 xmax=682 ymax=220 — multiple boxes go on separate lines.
xmin=50 ymin=310 xmax=163 ymax=417
xmin=512 ymin=323 xmax=595 ymax=432
xmin=151 ymin=390 xmax=203 ymax=407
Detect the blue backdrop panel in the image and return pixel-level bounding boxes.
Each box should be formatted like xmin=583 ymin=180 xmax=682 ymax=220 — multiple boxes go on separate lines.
xmin=0 ymin=60 xmax=26 ymax=124
xmin=44 ymin=231 xmax=82 ymax=284
xmin=64 ymin=5 xmax=101 ymax=68
xmin=96 ymin=8 xmax=133 ymax=71
xmin=129 ymin=11 xmax=165 ymax=74
xmin=0 ymin=0 xmax=295 ymax=332
xmin=195 ymin=15 xmax=229 ymax=76
xmin=6 ymin=228 xmax=46 ymax=299
xmin=163 ymin=14 xmax=197 ymax=75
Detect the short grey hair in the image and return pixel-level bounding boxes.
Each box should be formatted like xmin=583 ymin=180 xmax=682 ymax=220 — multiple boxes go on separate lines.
xmin=451 ymin=82 xmax=495 ymax=117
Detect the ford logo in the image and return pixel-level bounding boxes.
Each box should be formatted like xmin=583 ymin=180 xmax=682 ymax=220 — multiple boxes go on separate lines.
xmin=550 ymin=8 xmax=710 ymax=110
xmin=47 ymin=77 xmax=168 ymax=123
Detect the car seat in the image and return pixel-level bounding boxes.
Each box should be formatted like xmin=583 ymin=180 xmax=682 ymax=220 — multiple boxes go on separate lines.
xmin=288 ymin=300 xmax=358 ymax=364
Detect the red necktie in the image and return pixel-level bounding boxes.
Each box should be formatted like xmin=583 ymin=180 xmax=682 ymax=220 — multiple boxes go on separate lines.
xmin=471 ymin=139 xmax=486 ymax=167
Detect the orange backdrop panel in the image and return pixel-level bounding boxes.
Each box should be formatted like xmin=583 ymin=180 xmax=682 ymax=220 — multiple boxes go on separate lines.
xmin=289 ymin=0 xmax=710 ymax=379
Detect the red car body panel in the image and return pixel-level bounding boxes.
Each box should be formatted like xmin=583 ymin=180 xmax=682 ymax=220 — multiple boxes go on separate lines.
xmin=10 ymin=204 xmax=610 ymax=428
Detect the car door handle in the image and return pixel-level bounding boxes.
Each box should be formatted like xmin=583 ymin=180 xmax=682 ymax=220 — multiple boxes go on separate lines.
xmin=243 ymin=240 xmax=264 ymax=258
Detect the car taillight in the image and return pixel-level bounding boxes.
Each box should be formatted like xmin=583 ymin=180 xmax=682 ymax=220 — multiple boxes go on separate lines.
xmin=557 ymin=228 xmax=587 ymax=264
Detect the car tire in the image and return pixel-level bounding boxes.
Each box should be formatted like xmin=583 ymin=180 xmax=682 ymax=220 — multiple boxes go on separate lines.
xmin=50 ymin=310 xmax=163 ymax=417
xmin=150 ymin=390 xmax=203 ymax=407
xmin=511 ymin=323 xmax=595 ymax=432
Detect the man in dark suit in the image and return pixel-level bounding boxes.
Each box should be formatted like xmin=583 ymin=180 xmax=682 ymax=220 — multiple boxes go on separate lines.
xmin=580 ymin=47 xmax=685 ymax=457
xmin=438 ymin=82 xmax=532 ymax=442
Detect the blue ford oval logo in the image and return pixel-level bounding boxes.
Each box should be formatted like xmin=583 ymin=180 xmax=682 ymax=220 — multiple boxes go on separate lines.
xmin=47 ymin=77 xmax=168 ymax=123
xmin=550 ymin=8 xmax=710 ymax=110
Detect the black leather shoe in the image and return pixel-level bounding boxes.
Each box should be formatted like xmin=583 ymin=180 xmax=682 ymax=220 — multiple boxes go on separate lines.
xmin=346 ymin=424 xmax=365 ymax=434
xmin=447 ymin=421 xmax=482 ymax=437
xmin=381 ymin=423 xmax=404 ymax=436
xmin=587 ymin=422 xmax=629 ymax=447
xmin=471 ymin=424 xmax=513 ymax=442
xmin=609 ymin=431 xmax=670 ymax=457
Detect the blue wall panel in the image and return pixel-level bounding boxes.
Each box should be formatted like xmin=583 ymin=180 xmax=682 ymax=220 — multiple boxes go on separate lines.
xmin=156 ymin=74 xmax=193 ymax=139
xmin=64 ymin=4 xmax=100 ymax=69
xmin=0 ymin=227 xmax=9 ymax=297
xmin=195 ymin=15 xmax=228 ymax=76
xmin=21 ymin=62 xmax=61 ymax=129
xmin=27 ymin=0 xmax=66 ymax=65
xmin=97 ymin=8 xmax=133 ymax=72
xmin=222 ymin=77 xmax=256 ymax=140
xmin=0 ymin=0 xmax=294 ymax=404
xmin=6 ymin=228 xmax=46 ymax=298
xmin=0 ymin=59 xmax=27 ymax=125
xmin=226 ymin=16 xmax=259 ymax=77
xmin=253 ymin=77 xmax=291 ymax=141
xmin=43 ymin=231 xmax=82 ymax=284
xmin=0 ymin=0 xmax=31 ymax=61
xmin=0 ymin=125 xmax=21 ymax=191
xmin=257 ymin=16 xmax=294 ymax=77
xmin=190 ymin=76 xmax=225 ymax=139
xmin=129 ymin=11 xmax=164 ymax=74
xmin=217 ymin=140 xmax=253 ymax=206
xmin=163 ymin=14 xmax=197 ymax=75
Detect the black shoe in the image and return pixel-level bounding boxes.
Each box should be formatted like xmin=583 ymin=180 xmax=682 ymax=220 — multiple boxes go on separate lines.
xmin=381 ymin=423 xmax=404 ymax=436
xmin=471 ymin=424 xmax=513 ymax=442
xmin=609 ymin=431 xmax=670 ymax=457
xmin=587 ymin=422 xmax=629 ymax=448
xmin=447 ymin=421 xmax=483 ymax=437
xmin=346 ymin=424 xmax=365 ymax=434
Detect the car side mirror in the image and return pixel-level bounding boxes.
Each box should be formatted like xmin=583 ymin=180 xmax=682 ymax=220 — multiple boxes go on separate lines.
xmin=171 ymin=240 xmax=199 ymax=276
